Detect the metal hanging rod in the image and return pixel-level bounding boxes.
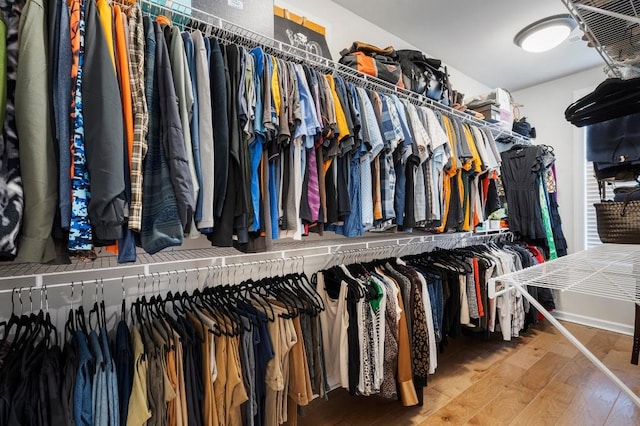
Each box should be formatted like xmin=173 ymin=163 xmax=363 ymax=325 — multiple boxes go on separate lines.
xmin=0 ymin=256 xmax=308 ymax=296
xmin=0 ymin=230 xmax=511 ymax=293
xmin=123 ymin=0 xmax=529 ymax=144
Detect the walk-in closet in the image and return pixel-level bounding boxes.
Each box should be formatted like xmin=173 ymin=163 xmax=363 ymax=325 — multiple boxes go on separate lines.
xmin=0 ymin=0 xmax=638 ymax=425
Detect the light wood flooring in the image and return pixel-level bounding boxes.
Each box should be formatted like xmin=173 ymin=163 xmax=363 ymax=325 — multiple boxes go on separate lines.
xmin=298 ymin=320 xmax=640 ymax=425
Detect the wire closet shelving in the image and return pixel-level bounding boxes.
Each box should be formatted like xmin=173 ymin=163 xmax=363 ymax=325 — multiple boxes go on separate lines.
xmin=134 ymin=0 xmax=529 ymax=142
xmin=562 ymin=0 xmax=640 ymax=76
xmin=0 ymin=0 xmax=530 ymax=286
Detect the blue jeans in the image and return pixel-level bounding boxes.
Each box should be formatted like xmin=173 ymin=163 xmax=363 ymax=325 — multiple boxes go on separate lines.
xmin=424 ymin=272 xmax=444 ymax=342
xmin=337 ymin=152 xmax=363 ymax=237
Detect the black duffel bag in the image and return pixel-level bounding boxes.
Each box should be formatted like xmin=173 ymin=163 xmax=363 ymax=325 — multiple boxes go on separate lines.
xmin=396 ymin=49 xmax=451 ymax=104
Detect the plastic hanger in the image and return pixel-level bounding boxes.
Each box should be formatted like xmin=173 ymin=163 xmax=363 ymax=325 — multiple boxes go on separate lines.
xmin=0 ymin=288 xmax=20 ymax=347
xmin=88 ymin=279 xmax=101 ymax=332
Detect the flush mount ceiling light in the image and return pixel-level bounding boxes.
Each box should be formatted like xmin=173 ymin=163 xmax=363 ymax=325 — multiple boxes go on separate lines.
xmin=514 ymin=14 xmax=577 ymax=53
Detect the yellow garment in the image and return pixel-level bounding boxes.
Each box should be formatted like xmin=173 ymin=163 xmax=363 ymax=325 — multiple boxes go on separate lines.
xmin=191 ymin=311 xmax=220 ymax=426
xmin=464 ymin=124 xmax=483 ymax=175
xmin=436 ymin=116 xmax=458 ymax=233
xmin=114 ymin=5 xmax=133 ymax=172
xmin=162 ymin=351 xmax=177 ymax=409
xmin=226 ymin=336 xmax=249 ymax=426
xmin=96 ymin=0 xmax=115 ymax=69
xmin=286 ymin=316 xmax=314 ymax=425
xmin=166 ymin=346 xmax=178 ymax=426
xmin=322 ymin=75 xmax=351 ymax=174
xmin=324 ymin=75 xmax=350 ymax=143
xmin=394 ymin=280 xmax=419 ymax=407
xmin=462 ymin=124 xmax=484 ymax=230
xmin=271 ymin=57 xmax=281 ymax=117
xmin=265 ymin=304 xmax=297 ymax=426
xmin=372 ymin=155 xmax=382 ymax=220
xmin=127 ymin=326 xmax=152 ymax=426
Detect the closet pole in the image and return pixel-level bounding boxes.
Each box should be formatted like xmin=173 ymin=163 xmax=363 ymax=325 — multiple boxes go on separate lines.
xmin=0 ymin=231 xmax=511 ymax=298
xmin=512 ymin=281 xmax=640 ymax=408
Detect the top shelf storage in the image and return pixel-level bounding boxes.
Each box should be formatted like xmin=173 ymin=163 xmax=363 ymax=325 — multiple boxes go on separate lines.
xmin=136 ymin=0 xmax=528 ymax=144
xmin=563 ymin=0 xmax=640 ymax=76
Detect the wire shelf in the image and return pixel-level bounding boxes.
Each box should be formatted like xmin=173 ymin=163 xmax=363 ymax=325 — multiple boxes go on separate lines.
xmin=493 ymin=244 xmax=640 ymax=304
xmin=563 ymin=0 xmax=640 ymax=76
xmin=0 ymin=230 xmax=509 ymax=289
xmin=124 ymin=0 xmax=529 ymax=143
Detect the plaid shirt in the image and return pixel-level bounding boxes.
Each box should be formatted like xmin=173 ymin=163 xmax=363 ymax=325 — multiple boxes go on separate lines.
xmin=126 ymin=3 xmax=148 ymax=231
xmin=379 ymin=96 xmax=397 ymax=221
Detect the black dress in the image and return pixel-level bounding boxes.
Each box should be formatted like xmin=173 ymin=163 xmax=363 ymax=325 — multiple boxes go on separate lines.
xmin=500 ymin=145 xmax=546 ymax=240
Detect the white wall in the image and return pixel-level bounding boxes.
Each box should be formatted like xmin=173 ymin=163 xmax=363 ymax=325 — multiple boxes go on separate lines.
xmin=514 ymin=67 xmax=635 ymax=334
xmin=275 ymin=0 xmax=491 ymax=98
xmin=513 ymin=67 xmax=603 ymax=253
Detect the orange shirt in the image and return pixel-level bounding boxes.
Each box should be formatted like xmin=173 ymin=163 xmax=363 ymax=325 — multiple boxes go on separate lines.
xmin=114 ymin=5 xmax=134 ymax=171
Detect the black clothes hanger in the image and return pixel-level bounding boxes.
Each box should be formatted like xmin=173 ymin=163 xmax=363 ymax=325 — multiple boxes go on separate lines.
xmin=240 ymin=279 xmax=275 ymax=323
xmin=264 ymin=276 xmax=298 ymax=319
xmin=0 ymin=288 xmax=21 ymax=347
xmin=200 ymin=287 xmax=237 ymax=336
xmin=277 ymin=273 xmax=314 ymax=315
xmin=288 ymin=272 xmax=322 ymax=315
xmin=565 ymin=77 xmax=640 ymax=127
xmin=120 ymin=277 xmax=127 ymax=323
xmin=329 ymin=265 xmax=366 ymax=299
xmin=293 ymin=271 xmax=325 ymax=315
xmin=206 ymin=286 xmax=245 ymax=335
xmin=88 ymin=279 xmax=101 ymax=332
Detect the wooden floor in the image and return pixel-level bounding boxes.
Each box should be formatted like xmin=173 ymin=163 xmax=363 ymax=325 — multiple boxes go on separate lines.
xmin=299 ymin=320 xmax=640 ymax=426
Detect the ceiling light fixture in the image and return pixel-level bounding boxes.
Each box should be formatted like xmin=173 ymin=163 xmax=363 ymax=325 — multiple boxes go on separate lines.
xmin=514 ymin=14 xmax=577 ymax=53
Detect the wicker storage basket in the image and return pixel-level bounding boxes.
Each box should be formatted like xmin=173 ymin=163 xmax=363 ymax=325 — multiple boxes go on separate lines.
xmin=594 ymin=193 xmax=640 ymax=243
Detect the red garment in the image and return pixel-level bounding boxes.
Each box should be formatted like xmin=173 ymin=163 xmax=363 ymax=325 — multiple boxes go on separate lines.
xmin=472 ymin=257 xmax=484 ymax=318
xmin=526 ymin=244 xmax=546 ymax=264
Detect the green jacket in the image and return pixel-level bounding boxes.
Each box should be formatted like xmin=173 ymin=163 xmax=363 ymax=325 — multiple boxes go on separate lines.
xmin=15 ymin=0 xmax=57 ymax=263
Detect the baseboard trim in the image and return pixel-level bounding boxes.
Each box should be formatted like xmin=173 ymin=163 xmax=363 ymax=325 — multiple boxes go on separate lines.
xmin=552 ymin=310 xmax=634 ymax=336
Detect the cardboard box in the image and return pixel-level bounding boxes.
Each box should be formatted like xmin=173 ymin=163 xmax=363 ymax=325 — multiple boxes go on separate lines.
xmin=472 ymin=104 xmax=501 ymax=122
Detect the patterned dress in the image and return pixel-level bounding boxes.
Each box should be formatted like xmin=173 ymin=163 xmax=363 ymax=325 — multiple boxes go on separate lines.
xmin=0 ymin=0 xmax=25 ymax=258
xmin=68 ymin=0 xmax=93 ymax=252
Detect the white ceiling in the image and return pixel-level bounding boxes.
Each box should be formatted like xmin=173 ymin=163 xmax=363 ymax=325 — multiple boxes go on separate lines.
xmin=333 ymin=0 xmax=604 ymax=91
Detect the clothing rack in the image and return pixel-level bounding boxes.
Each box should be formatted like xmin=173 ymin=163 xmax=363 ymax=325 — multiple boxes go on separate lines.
xmin=489 ymin=244 xmax=640 ymax=408
xmin=0 ymin=230 xmax=510 ymax=336
xmin=127 ymin=0 xmax=529 ymax=144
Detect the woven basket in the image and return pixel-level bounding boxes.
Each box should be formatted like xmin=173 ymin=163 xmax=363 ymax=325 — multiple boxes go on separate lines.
xmin=594 ymin=196 xmax=640 ymax=244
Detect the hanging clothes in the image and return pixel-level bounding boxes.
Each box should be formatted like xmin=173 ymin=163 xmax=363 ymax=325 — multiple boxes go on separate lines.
xmin=0 ymin=269 xmax=325 ymax=426
xmin=139 ymin=17 xmax=183 ymax=254
xmin=14 ymin=0 xmax=57 ymax=263
xmin=0 ymin=2 xmax=545 ymax=265
xmin=500 ymin=144 xmax=567 ymax=258
xmin=83 ymin=0 xmax=126 ymax=244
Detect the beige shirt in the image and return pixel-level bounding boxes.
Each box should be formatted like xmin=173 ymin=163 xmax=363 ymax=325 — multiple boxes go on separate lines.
xmin=127 ymin=326 xmax=152 ymax=426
